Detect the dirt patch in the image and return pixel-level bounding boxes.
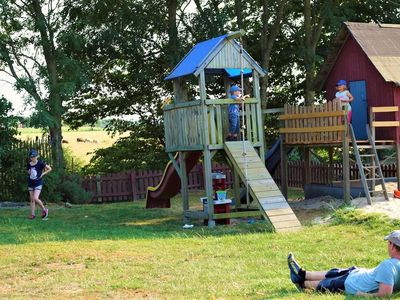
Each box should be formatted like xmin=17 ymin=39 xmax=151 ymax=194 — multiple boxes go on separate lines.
xmin=289 ymin=182 xmax=400 ymax=224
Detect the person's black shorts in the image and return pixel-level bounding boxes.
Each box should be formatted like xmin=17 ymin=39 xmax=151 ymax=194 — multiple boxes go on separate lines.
xmin=316 ymin=266 xmax=357 ymax=293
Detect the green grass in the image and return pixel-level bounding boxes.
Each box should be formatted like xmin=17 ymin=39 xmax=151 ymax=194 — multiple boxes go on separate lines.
xmin=1 ymin=192 xmax=399 ymax=299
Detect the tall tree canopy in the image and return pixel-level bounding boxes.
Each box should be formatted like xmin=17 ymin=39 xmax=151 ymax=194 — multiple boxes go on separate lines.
xmin=1 ymin=0 xmax=399 ymax=173
xmin=0 ymin=0 xmax=86 ymax=169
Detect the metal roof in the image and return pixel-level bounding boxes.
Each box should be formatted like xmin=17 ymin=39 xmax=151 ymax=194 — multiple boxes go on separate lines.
xmin=314 ymin=22 xmax=400 ymax=90
xmin=165 ymin=31 xmax=266 ymax=80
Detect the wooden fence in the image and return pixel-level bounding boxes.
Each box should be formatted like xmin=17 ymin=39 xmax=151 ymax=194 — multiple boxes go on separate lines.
xmin=279 ymin=100 xmax=346 ymax=144
xmin=81 ymin=161 xmax=397 ymax=203
xmin=0 ymin=139 xmax=52 ymax=201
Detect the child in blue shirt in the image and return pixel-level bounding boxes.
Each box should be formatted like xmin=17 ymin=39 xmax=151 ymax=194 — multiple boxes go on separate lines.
xmin=227 ymin=85 xmax=249 ymax=141
xmin=27 ymin=149 xmax=52 ymax=220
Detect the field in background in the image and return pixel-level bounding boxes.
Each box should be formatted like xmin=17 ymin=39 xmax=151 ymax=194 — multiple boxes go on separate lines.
xmin=18 ymin=127 xmax=125 ymax=164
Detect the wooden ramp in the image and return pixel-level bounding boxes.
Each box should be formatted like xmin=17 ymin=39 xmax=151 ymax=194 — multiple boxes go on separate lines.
xmin=224 ymin=141 xmax=301 ymax=232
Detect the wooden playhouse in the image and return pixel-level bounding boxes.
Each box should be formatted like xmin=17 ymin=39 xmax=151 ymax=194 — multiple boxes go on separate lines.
xmin=146 ymin=31 xmax=301 ymax=232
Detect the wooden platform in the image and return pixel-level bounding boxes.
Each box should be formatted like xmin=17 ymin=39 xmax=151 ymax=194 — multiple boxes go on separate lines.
xmin=224 ymin=141 xmax=301 ymax=232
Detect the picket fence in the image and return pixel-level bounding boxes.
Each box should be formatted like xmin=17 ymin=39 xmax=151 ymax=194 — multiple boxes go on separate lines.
xmin=81 ymin=162 xmax=397 ymax=203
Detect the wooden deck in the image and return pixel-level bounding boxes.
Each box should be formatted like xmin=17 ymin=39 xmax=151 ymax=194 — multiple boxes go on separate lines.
xmin=224 ymin=141 xmax=301 ymax=232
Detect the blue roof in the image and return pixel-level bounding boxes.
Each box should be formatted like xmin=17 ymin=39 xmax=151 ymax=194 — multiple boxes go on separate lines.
xmin=165 ymin=34 xmax=229 ymax=80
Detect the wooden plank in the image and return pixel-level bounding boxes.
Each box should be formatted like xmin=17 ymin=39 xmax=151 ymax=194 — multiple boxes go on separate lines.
xmin=258 ymin=196 xmax=287 ymax=204
xmin=273 ymin=219 xmax=302 ymax=227
xmin=279 ymin=110 xmax=346 ymax=120
xmin=268 ymin=214 xmax=300 ymax=222
xmin=205 ymin=98 xmax=258 ymax=105
xmin=371 ymin=121 xmax=400 ymax=127
xmin=210 ymin=106 xmax=216 ymax=145
xmin=280 ymin=125 xmax=346 ymax=134
xmin=212 ymin=210 xmax=262 ymax=219
xmin=253 ymin=190 xmax=284 ymax=198
xmin=266 ymin=208 xmax=297 ymax=216
xmin=261 ymin=201 xmax=290 ymax=210
xmin=251 ymin=104 xmax=258 ymax=143
xmin=216 ymin=105 xmax=223 ymax=145
xmin=371 ymin=106 xmax=399 ymax=113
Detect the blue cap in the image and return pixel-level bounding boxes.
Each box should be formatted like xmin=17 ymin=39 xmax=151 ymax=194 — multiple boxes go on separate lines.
xmin=336 ymin=79 xmax=347 ymax=86
xmin=229 ymin=85 xmax=241 ymax=94
xmin=29 ymin=149 xmax=38 ymax=157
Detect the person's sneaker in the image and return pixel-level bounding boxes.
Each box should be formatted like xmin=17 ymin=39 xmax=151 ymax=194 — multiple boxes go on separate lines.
xmin=42 ymin=209 xmax=49 ymax=220
xmin=288 ymin=252 xmax=302 ymax=273
xmin=288 ymin=253 xmax=304 ymax=290
xmin=28 ymin=215 xmax=36 ymax=220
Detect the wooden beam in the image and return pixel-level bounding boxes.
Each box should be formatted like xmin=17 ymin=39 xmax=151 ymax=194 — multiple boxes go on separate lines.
xmin=212 ymin=210 xmax=262 ymax=219
xmin=371 ymin=121 xmax=400 ymax=128
xmin=371 ymin=106 xmax=399 ymax=113
xmin=280 ymin=125 xmax=346 ymax=134
xmin=163 ymin=100 xmax=201 ymax=111
xmin=205 ymin=98 xmax=258 ymax=105
xmin=279 ymin=111 xmax=345 ymax=120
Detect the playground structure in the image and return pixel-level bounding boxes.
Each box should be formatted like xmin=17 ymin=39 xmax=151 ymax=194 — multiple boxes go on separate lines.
xmin=146 ymin=31 xmax=301 ymax=232
xmin=278 ymin=102 xmax=400 ymax=204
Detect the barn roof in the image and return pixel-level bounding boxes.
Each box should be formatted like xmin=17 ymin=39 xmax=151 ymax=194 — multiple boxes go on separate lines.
xmin=314 ymin=22 xmax=400 ymax=90
xmin=165 ymin=31 xmax=266 ymax=81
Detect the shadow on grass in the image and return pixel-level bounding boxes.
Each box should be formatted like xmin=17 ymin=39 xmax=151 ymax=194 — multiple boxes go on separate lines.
xmin=0 ymin=198 xmax=274 ymax=245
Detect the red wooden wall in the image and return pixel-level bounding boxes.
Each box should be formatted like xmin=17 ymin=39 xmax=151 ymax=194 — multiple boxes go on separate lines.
xmin=324 ymin=35 xmax=397 ymax=140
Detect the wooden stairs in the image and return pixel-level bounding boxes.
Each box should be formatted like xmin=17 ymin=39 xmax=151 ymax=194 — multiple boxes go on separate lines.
xmin=224 ymin=141 xmax=301 ymax=232
xmin=350 ymin=125 xmax=389 ymax=204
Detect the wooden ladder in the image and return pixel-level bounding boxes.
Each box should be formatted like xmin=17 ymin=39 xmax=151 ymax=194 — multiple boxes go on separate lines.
xmin=349 ymin=125 xmax=389 ymax=204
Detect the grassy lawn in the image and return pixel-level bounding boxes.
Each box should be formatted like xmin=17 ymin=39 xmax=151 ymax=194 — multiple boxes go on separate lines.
xmin=1 ymin=192 xmax=399 ymax=299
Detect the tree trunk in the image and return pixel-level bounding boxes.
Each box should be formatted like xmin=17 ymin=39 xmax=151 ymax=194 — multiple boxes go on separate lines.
xmin=303 ymin=0 xmax=314 ymax=105
xmin=167 ymin=0 xmax=179 ymax=68
xmin=31 ymin=0 xmax=64 ymax=170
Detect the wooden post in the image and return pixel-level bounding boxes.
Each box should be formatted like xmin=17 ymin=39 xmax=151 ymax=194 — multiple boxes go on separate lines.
xmin=130 ymin=171 xmax=137 ymax=200
xmin=303 ymin=147 xmax=311 ymax=187
xmin=233 ymin=168 xmax=241 ymax=210
xmin=96 ymin=174 xmax=102 ymax=203
xmin=200 ymin=71 xmax=215 ymax=227
xmin=280 ymin=136 xmax=288 ymax=199
xmin=328 ymin=147 xmax=334 ymax=184
xmin=180 ymin=152 xmax=190 ymax=223
xmin=343 ymin=114 xmax=350 ymax=203
xmin=253 ymin=70 xmax=265 ymax=161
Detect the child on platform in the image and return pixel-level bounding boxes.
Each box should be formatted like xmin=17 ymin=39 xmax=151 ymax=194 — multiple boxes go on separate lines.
xmin=334 ymin=79 xmax=354 ymax=123
xmin=227 ymin=85 xmax=249 ymax=141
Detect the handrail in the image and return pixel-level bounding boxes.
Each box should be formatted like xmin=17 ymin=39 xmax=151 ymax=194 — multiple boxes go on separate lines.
xmin=205 ymin=98 xmax=258 ymax=105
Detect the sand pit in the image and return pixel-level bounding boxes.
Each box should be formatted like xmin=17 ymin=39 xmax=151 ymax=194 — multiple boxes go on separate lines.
xmin=290 ymin=182 xmax=400 ymax=223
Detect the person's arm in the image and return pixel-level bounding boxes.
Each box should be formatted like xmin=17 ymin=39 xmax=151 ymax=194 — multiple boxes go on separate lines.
xmin=356 ymin=283 xmax=393 ymax=297
xmin=40 ymin=164 xmax=52 ymax=178
xmin=342 ymin=92 xmax=353 ymax=103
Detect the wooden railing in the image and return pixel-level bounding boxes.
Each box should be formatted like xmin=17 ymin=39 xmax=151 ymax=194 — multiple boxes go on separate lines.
xmin=163 ymin=100 xmax=203 ymax=152
xmin=279 ymin=100 xmax=347 ymax=144
xmin=163 ymin=98 xmax=263 ymax=152
xmin=370 ymin=106 xmax=400 ymax=141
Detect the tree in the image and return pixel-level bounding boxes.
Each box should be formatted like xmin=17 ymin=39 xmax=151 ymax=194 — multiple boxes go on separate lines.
xmin=0 ymin=0 xmax=85 ymax=170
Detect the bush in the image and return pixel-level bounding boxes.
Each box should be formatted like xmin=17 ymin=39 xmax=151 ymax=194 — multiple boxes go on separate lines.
xmin=58 ymin=174 xmax=92 ymax=204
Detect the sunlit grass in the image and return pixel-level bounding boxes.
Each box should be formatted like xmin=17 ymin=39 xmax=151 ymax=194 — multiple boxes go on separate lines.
xmin=0 ymin=191 xmax=399 ymax=299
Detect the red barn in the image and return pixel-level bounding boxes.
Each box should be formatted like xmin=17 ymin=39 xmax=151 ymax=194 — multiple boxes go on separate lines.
xmin=314 ymin=22 xmax=400 ymax=142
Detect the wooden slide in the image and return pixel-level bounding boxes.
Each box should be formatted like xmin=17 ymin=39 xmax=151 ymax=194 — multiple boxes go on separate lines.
xmin=146 ymin=151 xmax=202 ymax=208
xmin=224 ymin=141 xmax=301 ymax=232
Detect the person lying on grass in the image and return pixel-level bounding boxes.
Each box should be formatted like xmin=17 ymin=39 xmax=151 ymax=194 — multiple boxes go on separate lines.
xmin=288 ymin=230 xmax=400 ymax=297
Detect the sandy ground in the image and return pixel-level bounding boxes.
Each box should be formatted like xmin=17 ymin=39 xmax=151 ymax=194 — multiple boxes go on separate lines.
xmin=291 ymin=182 xmax=400 ymax=224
